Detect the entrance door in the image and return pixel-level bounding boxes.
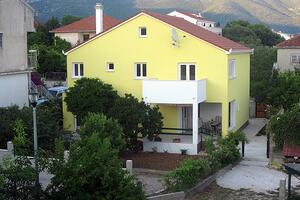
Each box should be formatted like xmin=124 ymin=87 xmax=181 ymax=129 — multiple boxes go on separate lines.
xmin=179 ymin=64 xmax=196 ymax=80
xmin=182 ymin=107 xmax=193 ymax=129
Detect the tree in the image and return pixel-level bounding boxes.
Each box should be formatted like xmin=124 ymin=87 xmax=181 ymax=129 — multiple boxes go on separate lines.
xmin=267 ymin=72 xmax=300 ymax=110
xmin=223 ymin=20 xmax=284 ymax=48
xmin=65 ymin=78 xmax=118 ymax=122
xmin=79 ymin=113 xmax=124 ymax=151
xmin=269 ymin=103 xmax=300 ymax=149
xmin=250 ymin=46 xmax=277 ymax=103
xmin=109 ymin=94 xmax=163 ymax=151
xmin=61 ymin=15 xmax=82 ymax=26
xmin=47 ymin=135 xmax=146 ymax=200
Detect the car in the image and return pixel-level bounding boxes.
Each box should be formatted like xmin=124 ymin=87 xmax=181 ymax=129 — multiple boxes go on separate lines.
xmin=48 ymin=86 xmax=67 ymax=98
xmin=37 ymin=97 xmax=49 ymax=106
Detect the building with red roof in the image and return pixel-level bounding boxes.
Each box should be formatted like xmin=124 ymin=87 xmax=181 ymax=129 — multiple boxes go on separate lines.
xmin=63 ymin=10 xmax=252 ymax=155
xmin=276 ymin=34 xmax=300 ymax=71
xmin=167 ymin=11 xmax=222 ymax=35
xmin=50 ymin=4 xmax=120 ymax=47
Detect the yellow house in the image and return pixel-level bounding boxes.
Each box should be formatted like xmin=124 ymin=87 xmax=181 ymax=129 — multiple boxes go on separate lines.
xmin=63 ymin=11 xmax=252 ymax=155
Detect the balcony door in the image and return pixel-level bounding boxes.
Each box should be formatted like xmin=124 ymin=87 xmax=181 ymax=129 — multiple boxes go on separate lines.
xmin=179 ymin=64 xmax=196 ymax=80
xmin=182 ymin=106 xmax=193 ymax=130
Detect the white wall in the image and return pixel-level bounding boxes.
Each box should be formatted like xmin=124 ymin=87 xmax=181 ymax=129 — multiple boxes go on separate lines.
xmin=277 ymin=48 xmax=300 ymax=71
xmin=0 ymin=73 xmax=29 ymax=107
xmin=143 ymin=80 xmax=206 ymax=104
xmin=199 ymin=103 xmax=221 ymax=121
xmin=55 ymin=32 xmax=96 ymax=47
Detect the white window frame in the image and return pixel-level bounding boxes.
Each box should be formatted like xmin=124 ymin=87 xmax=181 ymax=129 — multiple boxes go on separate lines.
xmin=135 ymin=63 xmax=147 ymax=79
xmin=228 ymin=59 xmax=236 ymax=80
xmin=228 ymin=100 xmax=237 ymax=131
xmin=72 ymin=63 xmax=84 ymax=78
xmin=139 ymin=27 xmax=147 ymax=37
xmin=106 ymin=62 xmax=115 ymax=72
xmin=0 ymin=32 xmax=3 ymax=48
xmin=291 ymin=54 xmax=300 ymax=64
xmin=178 ymin=63 xmax=196 ymax=81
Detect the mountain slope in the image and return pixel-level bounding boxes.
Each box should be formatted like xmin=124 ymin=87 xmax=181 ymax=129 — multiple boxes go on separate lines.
xmin=27 ymin=0 xmax=300 ymax=33
xmin=136 ymin=0 xmax=300 ymax=33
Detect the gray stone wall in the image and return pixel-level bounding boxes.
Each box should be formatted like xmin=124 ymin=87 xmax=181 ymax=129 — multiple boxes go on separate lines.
xmin=0 ymin=0 xmax=34 ymax=73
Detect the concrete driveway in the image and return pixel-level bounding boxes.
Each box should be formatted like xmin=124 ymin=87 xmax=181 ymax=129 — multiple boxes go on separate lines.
xmin=217 ymin=118 xmax=300 ymax=193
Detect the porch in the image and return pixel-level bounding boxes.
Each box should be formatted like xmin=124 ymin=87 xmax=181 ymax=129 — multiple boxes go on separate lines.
xmin=142 ymin=79 xmax=224 ymax=155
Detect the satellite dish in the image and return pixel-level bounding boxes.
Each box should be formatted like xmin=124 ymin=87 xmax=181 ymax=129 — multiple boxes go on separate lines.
xmin=172 ymin=28 xmax=179 ymax=46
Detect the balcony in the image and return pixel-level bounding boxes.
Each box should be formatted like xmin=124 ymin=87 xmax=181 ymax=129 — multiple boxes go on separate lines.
xmin=142 ymin=79 xmax=206 ymax=104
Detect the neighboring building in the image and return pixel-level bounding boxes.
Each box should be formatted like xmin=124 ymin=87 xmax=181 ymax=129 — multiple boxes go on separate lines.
xmin=63 ymin=10 xmax=251 ymax=155
xmin=276 ymin=34 xmax=300 ymax=72
xmin=50 ymin=4 xmax=120 ymax=47
xmin=0 ymin=0 xmax=35 ymax=107
xmin=168 ymin=11 xmax=222 ymax=35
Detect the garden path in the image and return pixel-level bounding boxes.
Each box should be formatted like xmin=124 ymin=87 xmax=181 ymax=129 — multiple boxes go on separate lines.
xmin=217 ymin=118 xmax=300 ymax=193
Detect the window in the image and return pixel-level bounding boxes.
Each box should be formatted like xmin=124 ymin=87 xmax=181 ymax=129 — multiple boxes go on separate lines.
xmin=73 ymin=63 xmax=84 ymax=78
xmin=228 ymin=59 xmax=236 ymax=79
xmin=139 ymin=27 xmax=147 ymax=37
xmin=135 ymin=63 xmax=147 ymax=79
xmin=0 ymin=33 xmax=3 ymax=48
xmin=107 ymin=62 xmax=115 ymax=71
xmin=229 ymin=100 xmax=236 ymax=129
xmin=179 ymin=64 xmax=196 ymax=80
xmin=291 ymin=54 xmax=300 ymax=64
xmin=83 ymin=34 xmax=90 ymax=42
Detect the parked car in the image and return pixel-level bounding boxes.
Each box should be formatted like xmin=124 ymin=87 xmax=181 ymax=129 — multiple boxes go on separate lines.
xmin=48 ymin=86 xmax=67 ymax=98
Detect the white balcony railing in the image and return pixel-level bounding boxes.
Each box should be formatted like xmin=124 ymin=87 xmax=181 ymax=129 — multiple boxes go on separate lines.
xmin=142 ymin=79 xmax=206 ymax=104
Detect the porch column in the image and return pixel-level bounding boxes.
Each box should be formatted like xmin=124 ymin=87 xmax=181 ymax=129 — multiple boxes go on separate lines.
xmin=192 ymin=102 xmax=198 ymax=145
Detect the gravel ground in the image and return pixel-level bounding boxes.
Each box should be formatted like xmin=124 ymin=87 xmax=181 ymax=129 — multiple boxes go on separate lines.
xmin=189 ymin=182 xmax=278 ymax=200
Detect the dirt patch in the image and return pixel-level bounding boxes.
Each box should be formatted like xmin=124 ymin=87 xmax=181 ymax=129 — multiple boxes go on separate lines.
xmin=188 ymin=182 xmax=278 ymax=200
xmin=121 ymin=152 xmax=202 ymax=171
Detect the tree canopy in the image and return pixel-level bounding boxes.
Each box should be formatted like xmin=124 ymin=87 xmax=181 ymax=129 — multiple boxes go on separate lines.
xmin=65 ymin=78 xmax=163 ymax=151
xmin=61 ymin=15 xmax=82 ymax=26
xmin=47 ymin=114 xmax=146 ymax=200
xmin=223 ymin=20 xmax=284 ymax=48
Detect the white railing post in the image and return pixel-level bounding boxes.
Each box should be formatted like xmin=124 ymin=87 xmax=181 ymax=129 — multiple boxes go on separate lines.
xmin=126 ymin=160 xmax=133 ymax=175
xmin=7 ymin=141 xmax=13 ymax=153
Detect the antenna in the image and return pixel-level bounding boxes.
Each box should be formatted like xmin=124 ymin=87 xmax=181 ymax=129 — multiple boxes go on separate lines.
xmin=172 ymin=28 xmax=179 ymax=47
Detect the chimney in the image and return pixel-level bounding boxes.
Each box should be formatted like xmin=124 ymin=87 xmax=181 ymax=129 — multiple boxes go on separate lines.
xmin=95 ymin=3 xmax=103 ymax=34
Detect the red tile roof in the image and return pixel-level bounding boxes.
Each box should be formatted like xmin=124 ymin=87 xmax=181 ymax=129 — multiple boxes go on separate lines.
xmin=50 ymin=15 xmax=120 ymax=33
xmin=277 ymin=34 xmax=300 ymax=48
xmin=145 ymin=11 xmax=250 ymax=51
xmin=66 ymin=11 xmax=250 ymax=54
xmin=179 ymin=11 xmax=212 ymax=21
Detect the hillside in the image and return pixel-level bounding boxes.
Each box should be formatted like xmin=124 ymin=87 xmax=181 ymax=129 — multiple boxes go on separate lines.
xmin=27 ymin=0 xmax=300 ymax=33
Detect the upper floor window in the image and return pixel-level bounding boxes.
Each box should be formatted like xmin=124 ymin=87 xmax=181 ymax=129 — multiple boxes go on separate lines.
xmin=0 ymin=33 xmax=3 ymax=48
xmin=135 ymin=63 xmax=147 ymax=79
xmin=291 ymin=54 xmax=300 ymax=64
xmin=107 ymin=62 xmax=115 ymax=72
xmin=139 ymin=27 xmax=147 ymax=37
xmin=228 ymin=59 xmax=236 ymax=79
xmin=83 ymin=34 xmax=90 ymax=42
xmin=73 ymin=63 xmax=84 ymax=78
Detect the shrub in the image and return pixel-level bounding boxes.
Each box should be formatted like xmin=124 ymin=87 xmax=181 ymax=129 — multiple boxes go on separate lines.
xmin=0 ymin=156 xmax=42 ymax=199
xmin=165 ymin=159 xmax=211 ymax=192
xmin=79 ymin=113 xmax=125 ymax=151
xmin=0 ymin=103 xmax=63 ymax=154
xmin=47 ymin=135 xmax=146 ymax=200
